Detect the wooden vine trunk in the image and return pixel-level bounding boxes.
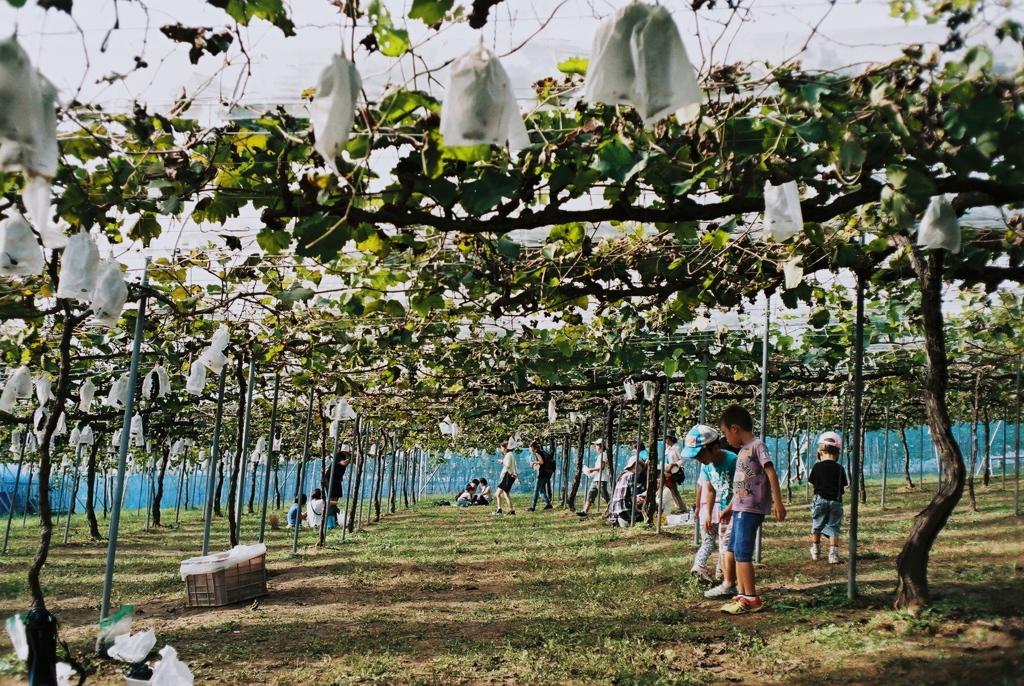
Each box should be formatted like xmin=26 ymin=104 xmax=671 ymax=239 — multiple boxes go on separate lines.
xmin=895 ymin=250 xmax=966 ymax=612
xmin=85 ymin=438 xmax=103 ymax=540
xmin=152 ymin=444 xmax=170 ymax=527
xmin=899 ymin=426 xmax=915 ymax=489
xmin=642 ymin=384 xmax=662 ymax=522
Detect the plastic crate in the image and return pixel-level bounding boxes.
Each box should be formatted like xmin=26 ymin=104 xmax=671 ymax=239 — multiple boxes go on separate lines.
xmin=184 ymin=553 xmax=267 ymax=607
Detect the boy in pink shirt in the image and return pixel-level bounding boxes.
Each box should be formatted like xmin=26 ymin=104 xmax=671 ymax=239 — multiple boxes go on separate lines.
xmin=717 ymin=405 xmax=786 ymax=614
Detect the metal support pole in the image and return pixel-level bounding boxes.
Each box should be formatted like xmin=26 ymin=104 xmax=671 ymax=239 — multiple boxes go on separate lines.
xmin=1015 ymin=356 xmax=1021 ymax=516
xmin=848 ymin=265 xmax=865 ymax=600
xmin=174 ymin=449 xmax=186 ymax=524
xmin=3 ymin=430 xmax=28 ymax=554
xmin=658 ymin=377 xmax=670 ymax=534
xmin=341 ymin=416 xmax=358 ymax=542
xmin=630 ymin=395 xmax=643 ymax=528
xmin=292 ymin=385 xmax=316 ymax=556
xmin=235 ymin=356 xmax=257 ymax=540
xmin=100 ymin=259 xmax=149 ymax=621
xmin=202 ymin=366 xmax=229 ymax=555
xmin=62 ymin=442 xmax=84 ymax=543
xmin=699 ymin=352 xmax=709 ymax=425
xmin=881 ymin=405 xmax=890 ymax=510
xmin=258 ymin=373 xmax=280 ymax=544
xmin=21 ymin=466 xmax=32 ymax=526
xmin=919 ymin=422 xmax=925 ymax=489
xmin=755 ymin=301 xmax=770 ymax=564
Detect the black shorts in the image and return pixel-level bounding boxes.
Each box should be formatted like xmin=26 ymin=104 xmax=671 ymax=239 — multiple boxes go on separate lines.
xmin=498 ymin=474 xmax=516 ymax=493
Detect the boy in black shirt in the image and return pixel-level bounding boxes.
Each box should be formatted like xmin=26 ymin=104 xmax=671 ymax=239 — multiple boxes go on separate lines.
xmin=808 ymin=431 xmax=849 ymax=565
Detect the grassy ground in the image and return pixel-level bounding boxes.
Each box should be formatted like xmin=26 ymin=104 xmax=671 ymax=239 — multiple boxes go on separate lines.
xmin=0 ymin=479 xmax=1022 ymax=685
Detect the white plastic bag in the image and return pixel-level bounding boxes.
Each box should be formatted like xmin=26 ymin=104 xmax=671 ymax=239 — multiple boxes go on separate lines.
xmin=55 ymin=232 xmax=100 ymax=302
xmin=10 ymin=427 xmax=22 ymax=453
xmin=53 ymin=411 xmax=66 ymax=437
xmin=33 ymin=406 xmax=47 ymax=433
xmin=56 ymin=662 xmax=74 ymax=686
xmin=762 ymin=181 xmax=803 ymax=241
xmin=143 ymin=364 xmax=170 ymax=400
xmin=185 ymin=361 xmax=207 ymax=396
xmin=0 ymin=212 xmax=43 ymax=277
xmin=917 ymin=195 xmax=961 ymax=253
xmin=197 ymin=325 xmax=230 ymax=373
xmin=79 ymin=378 xmax=96 ymax=412
xmin=783 ymin=256 xmax=803 ymax=290
xmin=91 ymin=258 xmax=128 ymax=327
xmin=311 ymin=54 xmax=362 ymax=176
xmin=34 ymin=376 xmax=54 ymax=406
xmin=440 ymin=43 xmax=530 ymax=149
xmin=547 ymin=397 xmax=556 ymax=424
xmin=179 ymin=543 xmax=266 ymax=580
xmin=0 ymin=37 xmax=58 ymax=178
xmin=150 ymin=645 xmax=194 ymax=686
xmin=79 ymin=424 xmax=94 ymax=445
xmin=107 ymin=628 xmax=157 ymax=663
xmin=4 ymin=613 xmax=28 ymax=660
xmin=0 ymin=365 xmax=33 ymax=412
xmin=587 ymin=3 xmax=702 ymax=125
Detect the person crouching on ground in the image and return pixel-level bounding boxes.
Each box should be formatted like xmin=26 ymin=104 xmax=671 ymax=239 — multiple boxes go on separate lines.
xmin=809 ymin=431 xmax=849 ymax=565
xmin=287 ymin=494 xmax=307 ymax=528
xmin=493 ymin=442 xmax=521 ymax=516
xmin=456 ymin=479 xmax=479 ymax=507
xmin=716 ymin=405 xmax=786 ymax=615
xmin=475 ymin=478 xmax=491 ymax=506
xmin=679 ymin=425 xmax=739 ymax=598
xmin=607 ymin=455 xmax=646 ymax=527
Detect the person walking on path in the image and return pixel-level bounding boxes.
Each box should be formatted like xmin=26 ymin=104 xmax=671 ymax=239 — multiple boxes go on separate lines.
xmin=716 ymin=405 xmax=786 ymax=615
xmin=493 ymin=442 xmax=521 ymax=516
xmin=809 ymin=431 xmax=849 ymax=565
xmin=527 ymin=441 xmax=555 ymax=511
xmin=576 ymin=439 xmax=610 ymax=517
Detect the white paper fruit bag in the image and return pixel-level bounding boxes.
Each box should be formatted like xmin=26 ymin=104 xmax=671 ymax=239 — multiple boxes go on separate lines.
xmin=91 ymin=258 xmax=128 ymax=327
xmin=312 ymin=54 xmax=362 ymax=176
xmin=0 ymin=213 xmax=43 ymax=277
xmin=917 ymin=195 xmax=961 ymax=253
xmin=440 ymin=43 xmax=529 ymax=149
xmin=762 ymin=181 xmax=803 ymax=241
xmin=56 ymin=232 xmax=100 ymax=301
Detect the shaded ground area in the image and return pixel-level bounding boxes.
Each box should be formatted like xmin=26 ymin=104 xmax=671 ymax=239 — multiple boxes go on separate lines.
xmin=0 ymin=482 xmax=1022 ymax=685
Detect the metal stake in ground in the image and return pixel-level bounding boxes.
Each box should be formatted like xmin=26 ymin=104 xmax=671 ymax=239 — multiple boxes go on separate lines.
xmin=2 ymin=429 xmax=29 ymax=554
xmin=292 ymin=385 xmax=316 ymax=556
xmin=235 ymin=356 xmax=257 ymax=541
xmin=258 ymin=372 xmax=280 ymax=544
xmin=173 ymin=446 xmax=186 ymax=524
xmin=754 ymin=300 xmax=770 ymax=564
xmin=202 ymin=366 xmax=229 ymax=556
xmin=881 ymin=405 xmax=890 ymax=510
xmin=62 ymin=441 xmax=85 ymax=544
xmin=99 ymin=259 xmax=149 ymax=622
xmin=657 ymin=376 xmax=671 ymax=534
xmin=1015 ymin=355 xmax=1021 ymax=516
xmin=630 ymin=391 xmax=644 ymax=528
xmin=848 ymin=261 xmax=867 ymax=601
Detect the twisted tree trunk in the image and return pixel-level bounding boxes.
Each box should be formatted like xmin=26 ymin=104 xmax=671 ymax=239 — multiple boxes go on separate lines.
xmin=895 ymin=249 xmax=966 ymax=612
xmin=900 ymin=426 xmax=915 ymax=489
xmin=642 ymin=384 xmax=663 ymax=522
xmin=152 ymin=441 xmax=170 ymax=527
xmin=227 ymin=359 xmax=247 ymax=547
xmin=85 ymin=437 xmax=103 ymax=540
xmin=566 ymin=419 xmax=586 ymax=510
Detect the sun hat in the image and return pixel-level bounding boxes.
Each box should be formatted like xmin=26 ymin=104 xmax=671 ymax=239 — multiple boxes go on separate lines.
xmin=625 ymin=455 xmax=638 ymax=469
xmin=681 ymin=425 xmax=720 ymax=459
xmin=818 ymin=431 xmax=843 ymax=450
xmin=593 ymin=438 xmax=603 ymax=445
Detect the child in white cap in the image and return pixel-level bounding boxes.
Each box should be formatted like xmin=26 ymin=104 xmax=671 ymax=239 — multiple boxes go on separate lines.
xmin=809 ymin=431 xmax=849 ymax=564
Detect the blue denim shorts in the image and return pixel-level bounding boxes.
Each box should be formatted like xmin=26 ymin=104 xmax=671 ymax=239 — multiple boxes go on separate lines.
xmin=811 ymin=496 xmax=844 ymax=538
xmin=727 ymin=511 xmax=765 ymax=563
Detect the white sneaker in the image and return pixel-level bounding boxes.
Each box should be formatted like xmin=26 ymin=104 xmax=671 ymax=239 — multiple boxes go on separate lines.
xmin=828 ymin=547 xmax=840 ymax=565
xmin=810 ymin=544 xmax=820 ymax=560
xmin=704 ymin=582 xmax=738 ymax=599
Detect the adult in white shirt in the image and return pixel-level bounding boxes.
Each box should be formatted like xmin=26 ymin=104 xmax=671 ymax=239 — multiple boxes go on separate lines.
xmin=306 ymin=488 xmax=325 ymax=528
xmin=493 ymin=442 xmax=521 ymax=515
xmin=576 ymin=439 xmax=611 ymax=517
xmin=661 ymin=434 xmax=687 ymax=513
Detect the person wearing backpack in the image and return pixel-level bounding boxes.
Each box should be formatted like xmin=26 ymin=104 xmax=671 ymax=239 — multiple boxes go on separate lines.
xmin=527 ymin=441 xmax=556 ymax=511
